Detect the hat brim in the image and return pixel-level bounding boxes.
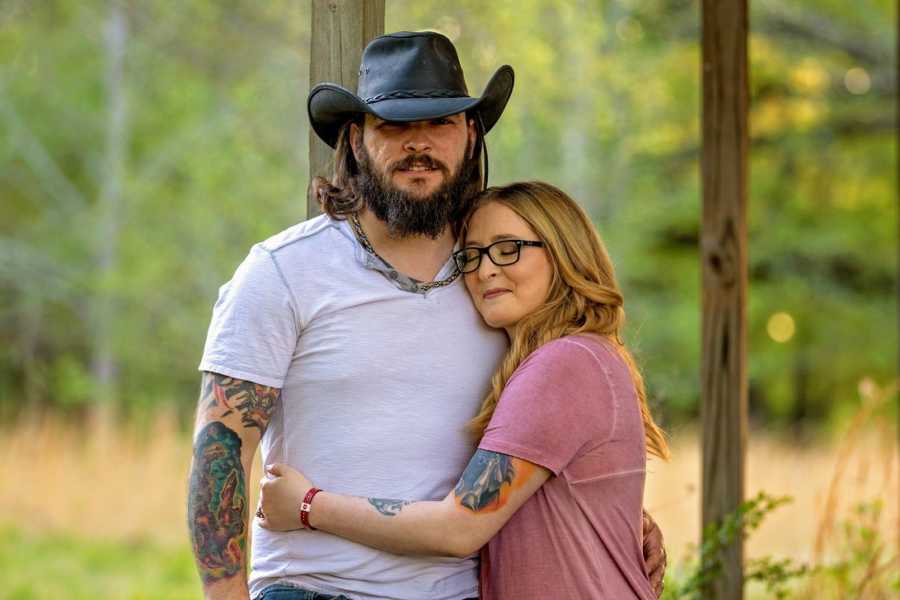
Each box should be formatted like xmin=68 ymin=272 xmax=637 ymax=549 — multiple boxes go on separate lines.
xmin=308 ymin=65 xmax=514 ymax=148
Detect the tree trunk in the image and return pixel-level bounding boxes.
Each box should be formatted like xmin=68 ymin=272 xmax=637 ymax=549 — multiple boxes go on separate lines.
xmin=91 ymin=0 xmax=128 ymax=425
xmin=21 ymin=291 xmax=42 ymax=413
xmin=894 ymin=0 xmax=899 ymax=557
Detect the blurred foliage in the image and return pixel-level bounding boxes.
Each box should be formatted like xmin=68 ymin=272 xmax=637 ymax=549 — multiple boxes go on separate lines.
xmin=662 ymin=491 xmax=805 ymax=599
xmin=0 ymin=525 xmax=200 ymax=599
xmin=0 ymin=0 xmax=895 ymax=427
xmin=662 ymin=496 xmax=899 ymax=599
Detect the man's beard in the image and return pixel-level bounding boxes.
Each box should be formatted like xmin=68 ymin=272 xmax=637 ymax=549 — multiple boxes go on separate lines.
xmin=354 ymin=143 xmax=479 ymax=239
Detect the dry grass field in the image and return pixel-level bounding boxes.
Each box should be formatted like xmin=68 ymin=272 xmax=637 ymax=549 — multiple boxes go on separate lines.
xmin=647 ymin=421 xmax=898 ymax=566
xmin=0 ymin=382 xmax=896 ymax=598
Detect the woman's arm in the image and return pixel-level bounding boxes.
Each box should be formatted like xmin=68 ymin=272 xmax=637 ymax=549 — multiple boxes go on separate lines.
xmin=258 ymin=449 xmax=551 ymax=558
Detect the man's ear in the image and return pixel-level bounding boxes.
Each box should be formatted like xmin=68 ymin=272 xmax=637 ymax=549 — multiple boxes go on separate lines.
xmin=350 ymin=121 xmax=363 ymax=163
xmin=467 ymin=118 xmax=477 ymax=159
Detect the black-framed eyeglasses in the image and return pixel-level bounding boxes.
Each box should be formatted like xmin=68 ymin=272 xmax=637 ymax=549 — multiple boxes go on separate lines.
xmin=453 ymin=239 xmax=545 ymax=274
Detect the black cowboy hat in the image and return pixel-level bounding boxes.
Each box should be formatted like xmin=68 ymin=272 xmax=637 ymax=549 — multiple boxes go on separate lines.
xmin=308 ymin=31 xmax=514 ymax=148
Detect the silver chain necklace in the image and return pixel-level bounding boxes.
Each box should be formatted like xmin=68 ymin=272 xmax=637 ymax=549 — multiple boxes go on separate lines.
xmin=349 ymin=213 xmax=460 ymax=292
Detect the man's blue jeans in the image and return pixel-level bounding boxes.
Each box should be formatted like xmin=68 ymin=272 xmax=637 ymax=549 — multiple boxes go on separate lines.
xmin=255 ymin=584 xmax=351 ymax=600
xmin=256 ymin=584 xmax=478 ymax=600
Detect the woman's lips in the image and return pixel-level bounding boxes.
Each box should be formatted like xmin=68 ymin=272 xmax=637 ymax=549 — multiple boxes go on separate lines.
xmin=483 ymin=288 xmax=511 ymax=300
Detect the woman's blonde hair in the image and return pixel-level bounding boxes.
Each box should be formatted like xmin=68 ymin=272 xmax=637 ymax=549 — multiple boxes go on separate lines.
xmin=463 ymin=181 xmax=670 ymax=460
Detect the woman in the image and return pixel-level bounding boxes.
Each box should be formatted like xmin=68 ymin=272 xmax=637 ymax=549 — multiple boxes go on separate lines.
xmin=258 ymin=181 xmax=670 ymax=599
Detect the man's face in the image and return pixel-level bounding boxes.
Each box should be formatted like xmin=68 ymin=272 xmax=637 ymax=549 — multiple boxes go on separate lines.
xmin=349 ymin=113 xmax=479 ymax=239
xmin=352 ymin=113 xmax=475 ymax=199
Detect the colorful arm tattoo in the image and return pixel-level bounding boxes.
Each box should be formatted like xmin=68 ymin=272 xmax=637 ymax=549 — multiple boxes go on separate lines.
xmin=454 ymin=449 xmax=516 ymax=512
xmin=188 ymin=421 xmax=247 ymax=585
xmin=367 ymin=498 xmax=413 ymax=517
xmin=203 ymin=373 xmax=279 ymax=431
xmin=189 ymin=373 xmax=280 ymax=586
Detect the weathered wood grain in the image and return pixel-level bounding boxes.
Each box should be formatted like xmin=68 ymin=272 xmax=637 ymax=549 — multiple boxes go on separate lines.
xmin=308 ymin=0 xmax=384 ymax=217
xmin=701 ymin=1 xmax=749 ymax=598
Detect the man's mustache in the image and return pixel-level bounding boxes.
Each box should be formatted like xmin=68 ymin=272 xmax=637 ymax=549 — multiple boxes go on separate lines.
xmin=389 ymin=154 xmax=449 ymax=176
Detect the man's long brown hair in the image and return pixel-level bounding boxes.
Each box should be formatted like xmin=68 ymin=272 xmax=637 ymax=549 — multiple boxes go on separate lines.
xmin=464 ymin=181 xmax=670 ymax=461
xmin=311 ymin=115 xmax=486 ymax=237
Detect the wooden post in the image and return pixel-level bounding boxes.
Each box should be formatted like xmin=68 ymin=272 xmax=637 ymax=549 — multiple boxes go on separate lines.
xmin=308 ymin=0 xmax=385 ymax=218
xmin=700 ymin=1 xmax=749 ymax=599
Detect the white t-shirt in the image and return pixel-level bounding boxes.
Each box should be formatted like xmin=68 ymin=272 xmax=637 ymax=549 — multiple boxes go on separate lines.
xmin=199 ymin=214 xmax=507 ymax=600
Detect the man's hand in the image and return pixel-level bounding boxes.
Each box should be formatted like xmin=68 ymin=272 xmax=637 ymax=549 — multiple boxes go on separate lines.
xmin=642 ymin=509 xmax=667 ymax=597
xmin=257 ymin=463 xmax=314 ymax=531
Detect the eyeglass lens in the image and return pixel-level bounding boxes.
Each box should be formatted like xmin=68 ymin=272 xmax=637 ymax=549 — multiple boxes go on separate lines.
xmin=456 ymin=240 xmax=522 ymax=273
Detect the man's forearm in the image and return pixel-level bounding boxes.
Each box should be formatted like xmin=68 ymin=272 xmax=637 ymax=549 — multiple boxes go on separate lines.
xmin=188 ymin=373 xmax=280 ymax=599
xmin=188 ymin=421 xmax=251 ymax=599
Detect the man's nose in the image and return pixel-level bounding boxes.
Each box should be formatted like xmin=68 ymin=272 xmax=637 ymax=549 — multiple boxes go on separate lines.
xmin=402 ymin=125 xmax=433 ymax=153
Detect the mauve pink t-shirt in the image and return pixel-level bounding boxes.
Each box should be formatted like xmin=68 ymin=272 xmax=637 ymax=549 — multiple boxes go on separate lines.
xmin=477 ymin=335 xmax=655 ymax=600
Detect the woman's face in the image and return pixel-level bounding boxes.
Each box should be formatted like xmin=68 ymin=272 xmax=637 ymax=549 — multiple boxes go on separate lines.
xmin=462 ymin=202 xmax=554 ymax=335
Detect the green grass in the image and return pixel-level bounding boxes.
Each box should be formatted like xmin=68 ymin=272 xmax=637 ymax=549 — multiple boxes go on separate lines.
xmin=0 ymin=525 xmax=202 ymax=600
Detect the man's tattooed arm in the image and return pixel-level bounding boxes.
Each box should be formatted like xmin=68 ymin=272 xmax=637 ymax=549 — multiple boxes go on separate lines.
xmin=188 ymin=372 xmax=280 ymax=596
xmin=188 ymin=422 xmax=247 ymax=585
xmin=202 ymin=373 xmax=278 ymax=431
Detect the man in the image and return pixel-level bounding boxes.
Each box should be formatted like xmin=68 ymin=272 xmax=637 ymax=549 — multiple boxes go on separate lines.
xmin=188 ymin=31 xmax=665 ymax=600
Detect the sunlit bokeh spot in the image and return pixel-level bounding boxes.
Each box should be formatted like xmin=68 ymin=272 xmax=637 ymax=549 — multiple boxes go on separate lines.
xmin=767 ymin=312 xmax=796 ymax=343
xmin=790 ymin=59 xmax=829 ymax=95
xmin=857 ymin=377 xmax=877 ymax=401
xmin=844 ymin=67 xmax=871 ymax=95
xmin=791 ymin=98 xmax=824 ymax=128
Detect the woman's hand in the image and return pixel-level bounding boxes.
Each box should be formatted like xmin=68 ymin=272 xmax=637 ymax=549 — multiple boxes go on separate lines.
xmin=257 ymin=463 xmax=314 ymax=531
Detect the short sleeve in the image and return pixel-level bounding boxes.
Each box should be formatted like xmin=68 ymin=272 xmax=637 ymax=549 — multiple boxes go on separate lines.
xmin=198 ymin=244 xmax=299 ymax=389
xmin=478 ymin=337 xmax=618 ymax=475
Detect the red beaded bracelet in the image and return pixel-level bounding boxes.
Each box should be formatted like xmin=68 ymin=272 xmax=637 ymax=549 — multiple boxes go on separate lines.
xmin=300 ymin=487 xmax=322 ymax=530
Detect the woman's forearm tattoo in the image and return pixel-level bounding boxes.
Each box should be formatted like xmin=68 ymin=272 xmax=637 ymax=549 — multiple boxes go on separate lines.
xmin=454 ymin=449 xmax=515 ymax=512
xmin=368 ymin=498 xmax=412 ymax=516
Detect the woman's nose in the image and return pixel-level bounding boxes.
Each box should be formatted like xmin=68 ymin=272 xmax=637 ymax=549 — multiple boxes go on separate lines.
xmin=476 ymin=254 xmax=500 ymax=280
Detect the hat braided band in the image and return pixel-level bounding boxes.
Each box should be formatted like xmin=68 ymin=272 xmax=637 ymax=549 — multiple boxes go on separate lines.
xmin=364 ymin=89 xmax=466 ymax=104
